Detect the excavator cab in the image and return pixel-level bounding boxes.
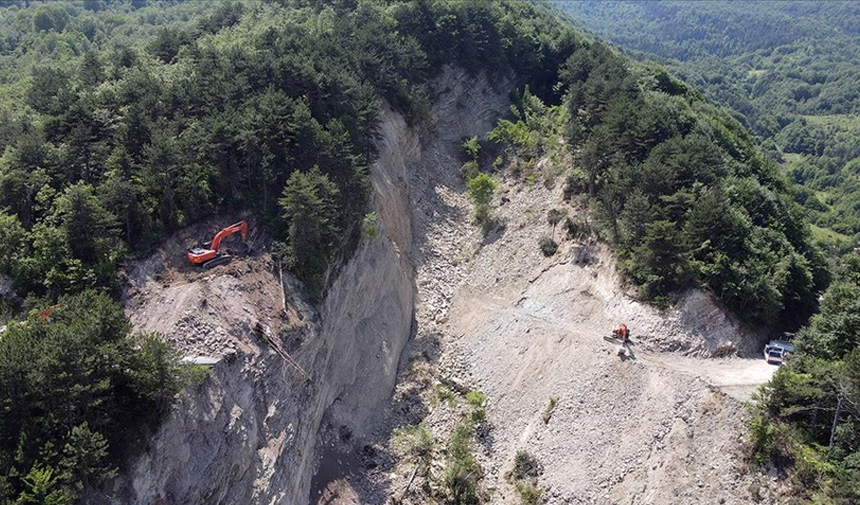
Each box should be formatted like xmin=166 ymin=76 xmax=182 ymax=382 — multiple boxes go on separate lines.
xmin=186 ymin=220 xmax=248 ymax=268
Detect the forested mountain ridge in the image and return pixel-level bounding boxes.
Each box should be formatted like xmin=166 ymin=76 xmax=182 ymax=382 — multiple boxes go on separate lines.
xmin=556 ymin=2 xmax=860 ymax=502
xmin=0 ymin=1 xmax=579 ymax=502
xmin=560 ymin=0 xmax=860 ymax=249
xmin=0 ymin=0 xmax=843 ymax=503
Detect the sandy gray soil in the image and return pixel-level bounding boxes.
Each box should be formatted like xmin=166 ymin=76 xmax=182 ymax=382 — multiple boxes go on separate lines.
xmin=311 ymin=69 xmax=778 ymax=504
xmin=115 ymin=69 xmax=780 ymax=505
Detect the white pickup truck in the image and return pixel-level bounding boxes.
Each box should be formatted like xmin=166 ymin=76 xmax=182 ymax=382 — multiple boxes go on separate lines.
xmin=764 ymin=340 xmax=795 ymax=365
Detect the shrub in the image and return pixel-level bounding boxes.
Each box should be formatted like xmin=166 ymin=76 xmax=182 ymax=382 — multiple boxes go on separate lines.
xmin=466 ymin=390 xmax=486 ymax=407
xmin=516 ymin=481 xmax=543 ymax=505
xmin=539 ymin=236 xmax=558 ymax=257
xmin=564 ymin=216 xmax=591 ymax=241
xmin=507 ymin=451 xmax=544 ymax=504
xmin=182 ymin=364 xmax=212 ymax=388
xmin=563 ymin=169 xmax=588 ymax=199
xmin=444 ymin=423 xmax=481 ymax=504
xmin=392 ymin=424 xmax=434 ymax=461
xmin=466 ymin=390 xmax=487 ymax=424
xmin=462 ymin=136 xmax=480 ymax=161
xmin=467 ymin=173 xmax=497 ymax=222
xmin=435 ymin=384 xmax=458 ymax=408
xmin=362 ymin=212 xmax=378 ymax=239
xmin=462 ymin=160 xmax=479 ymax=180
xmin=509 ymin=451 xmax=543 ymax=482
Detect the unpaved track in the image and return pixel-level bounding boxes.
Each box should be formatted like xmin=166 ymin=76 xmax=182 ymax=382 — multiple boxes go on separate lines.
xmin=313 ymin=70 xmax=777 ymax=504
xmin=450 ymin=286 xmax=773 ymax=504
xmin=452 ymin=291 xmax=776 ymax=402
xmin=639 ymin=354 xmax=776 ymax=402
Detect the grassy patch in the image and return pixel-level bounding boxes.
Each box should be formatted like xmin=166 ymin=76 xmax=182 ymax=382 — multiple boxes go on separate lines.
xmin=516 ymin=481 xmax=543 ymax=505
xmin=506 ymin=451 xmax=544 ymax=505
xmin=392 ymin=423 xmax=435 ymax=461
xmin=434 ymin=384 xmax=458 ymax=409
xmin=444 ymin=422 xmax=482 ymax=504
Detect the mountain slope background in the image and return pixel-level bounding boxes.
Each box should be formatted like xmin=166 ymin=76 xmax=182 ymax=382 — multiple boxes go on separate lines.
xmin=559 ymin=0 xmax=860 ymax=250
xmin=557 ymin=2 xmax=860 ymax=502
xmin=0 ymin=0 xmax=852 ymax=504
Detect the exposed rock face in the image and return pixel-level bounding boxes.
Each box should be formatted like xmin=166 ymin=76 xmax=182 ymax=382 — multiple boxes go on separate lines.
xmin=93 ymin=66 xmax=767 ymax=505
xmin=96 ymin=67 xmax=504 ymax=505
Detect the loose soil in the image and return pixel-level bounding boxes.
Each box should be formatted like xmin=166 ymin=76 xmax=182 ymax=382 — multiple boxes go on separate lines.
xmin=310 ymin=70 xmax=779 ymax=504
xmin=118 ymin=70 xmax=780 ymax=505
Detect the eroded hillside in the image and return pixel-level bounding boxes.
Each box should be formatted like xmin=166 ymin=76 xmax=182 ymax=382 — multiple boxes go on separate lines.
xmin=101 ymin=68 xmax=779 ymax=505
xmin=309 ymin=70 xmax=780 ymax=505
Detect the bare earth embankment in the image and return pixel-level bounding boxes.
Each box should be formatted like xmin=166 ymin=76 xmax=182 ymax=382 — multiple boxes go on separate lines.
xmin=110 ymin=68 xmax=777 ymax=505
xmin=313 ymin=70 xmax=778 ymax=505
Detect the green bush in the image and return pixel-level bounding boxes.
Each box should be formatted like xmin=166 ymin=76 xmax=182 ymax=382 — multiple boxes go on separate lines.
xmin=466 ymin=390 xmax=486 ymax=407
xmin=392 ymin=424 xmax=434 ymax=461
xmin=516 ymin=481 xmax=543 ymax=505
xmin=746 ymin=409 xmax=777 ymax=466
xmin=467 ymin=173 xmax=497 ymax=222
xmin=509 ymin=451 xmax=543 ymax=482
xmin=462 ymin=136 xmax=480 ymax=161
xmin=444 ymin=423 xmax=481 ymax=505
xmin=462 ymin=160 xmax=480 ymax=180
xmin=565 ymin=216 xmax=594 ymax=242
xmin=507 ymin=451 xmax=544 ymax=505
xmin=539 ymin=236 xmax=558 ymax=257
xmin=362 ymin=212 xmax=378 ymax=239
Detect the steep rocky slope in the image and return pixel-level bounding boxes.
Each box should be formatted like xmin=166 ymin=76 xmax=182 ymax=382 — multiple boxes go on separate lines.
xmin=309 ymin=71 xmax=778 ymax=504
xmin=94 ymin=67 xmax=509 ymax=505
xmin=98 ymin=67 xmax=777 ymax=505
xmin=91 ymin=76 xmax=418 ymax=502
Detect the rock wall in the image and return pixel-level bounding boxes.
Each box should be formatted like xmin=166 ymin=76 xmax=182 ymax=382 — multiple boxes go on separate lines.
xmin=92 ymin=69 xmax=500 ymax=505
xmin=86 ymin=64 xmax=769 ymax=505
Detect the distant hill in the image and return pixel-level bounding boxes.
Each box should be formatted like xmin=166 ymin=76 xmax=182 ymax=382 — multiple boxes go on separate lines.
xmin=560 ymin=0 xmax=860 ymax=249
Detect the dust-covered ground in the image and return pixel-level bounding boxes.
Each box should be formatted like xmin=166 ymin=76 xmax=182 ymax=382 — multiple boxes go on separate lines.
xmin=310 ymin=71 xmax=779 ymax=505
xmin=121 ymin=215 xmax=309 ymax=361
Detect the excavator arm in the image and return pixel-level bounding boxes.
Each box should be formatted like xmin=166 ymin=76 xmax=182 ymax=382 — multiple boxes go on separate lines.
xmin=210 ymin=221 xmax=248 ymax=251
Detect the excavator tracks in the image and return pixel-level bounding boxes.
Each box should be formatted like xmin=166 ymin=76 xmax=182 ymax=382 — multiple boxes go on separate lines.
xmin=202 ymin=255 xmax=232 ymax=269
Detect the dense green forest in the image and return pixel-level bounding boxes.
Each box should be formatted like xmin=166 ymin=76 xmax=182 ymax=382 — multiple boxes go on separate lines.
xmin=749 ymin=258 xmax=860 ymax=503
xmin=486 ymin=44 xmax=827 ymax=328
xmin=555 ymin=2 xmax=860 ymax=502
xmin=0 ymin=292 xmax=185 ymax=504
xmin=0 ymin=0 xmax=577 ymax=299
xmin=560 ymin=0 xmax=860 ymax=251
xmin=0 ymin=0 xmax=847 ymax=503
xmin=0 ymin=0 xmax=579 ymax=502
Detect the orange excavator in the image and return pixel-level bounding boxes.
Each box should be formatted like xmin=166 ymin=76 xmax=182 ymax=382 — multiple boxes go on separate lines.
xmin=186 ymin=220 xmax=248 ymax=268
